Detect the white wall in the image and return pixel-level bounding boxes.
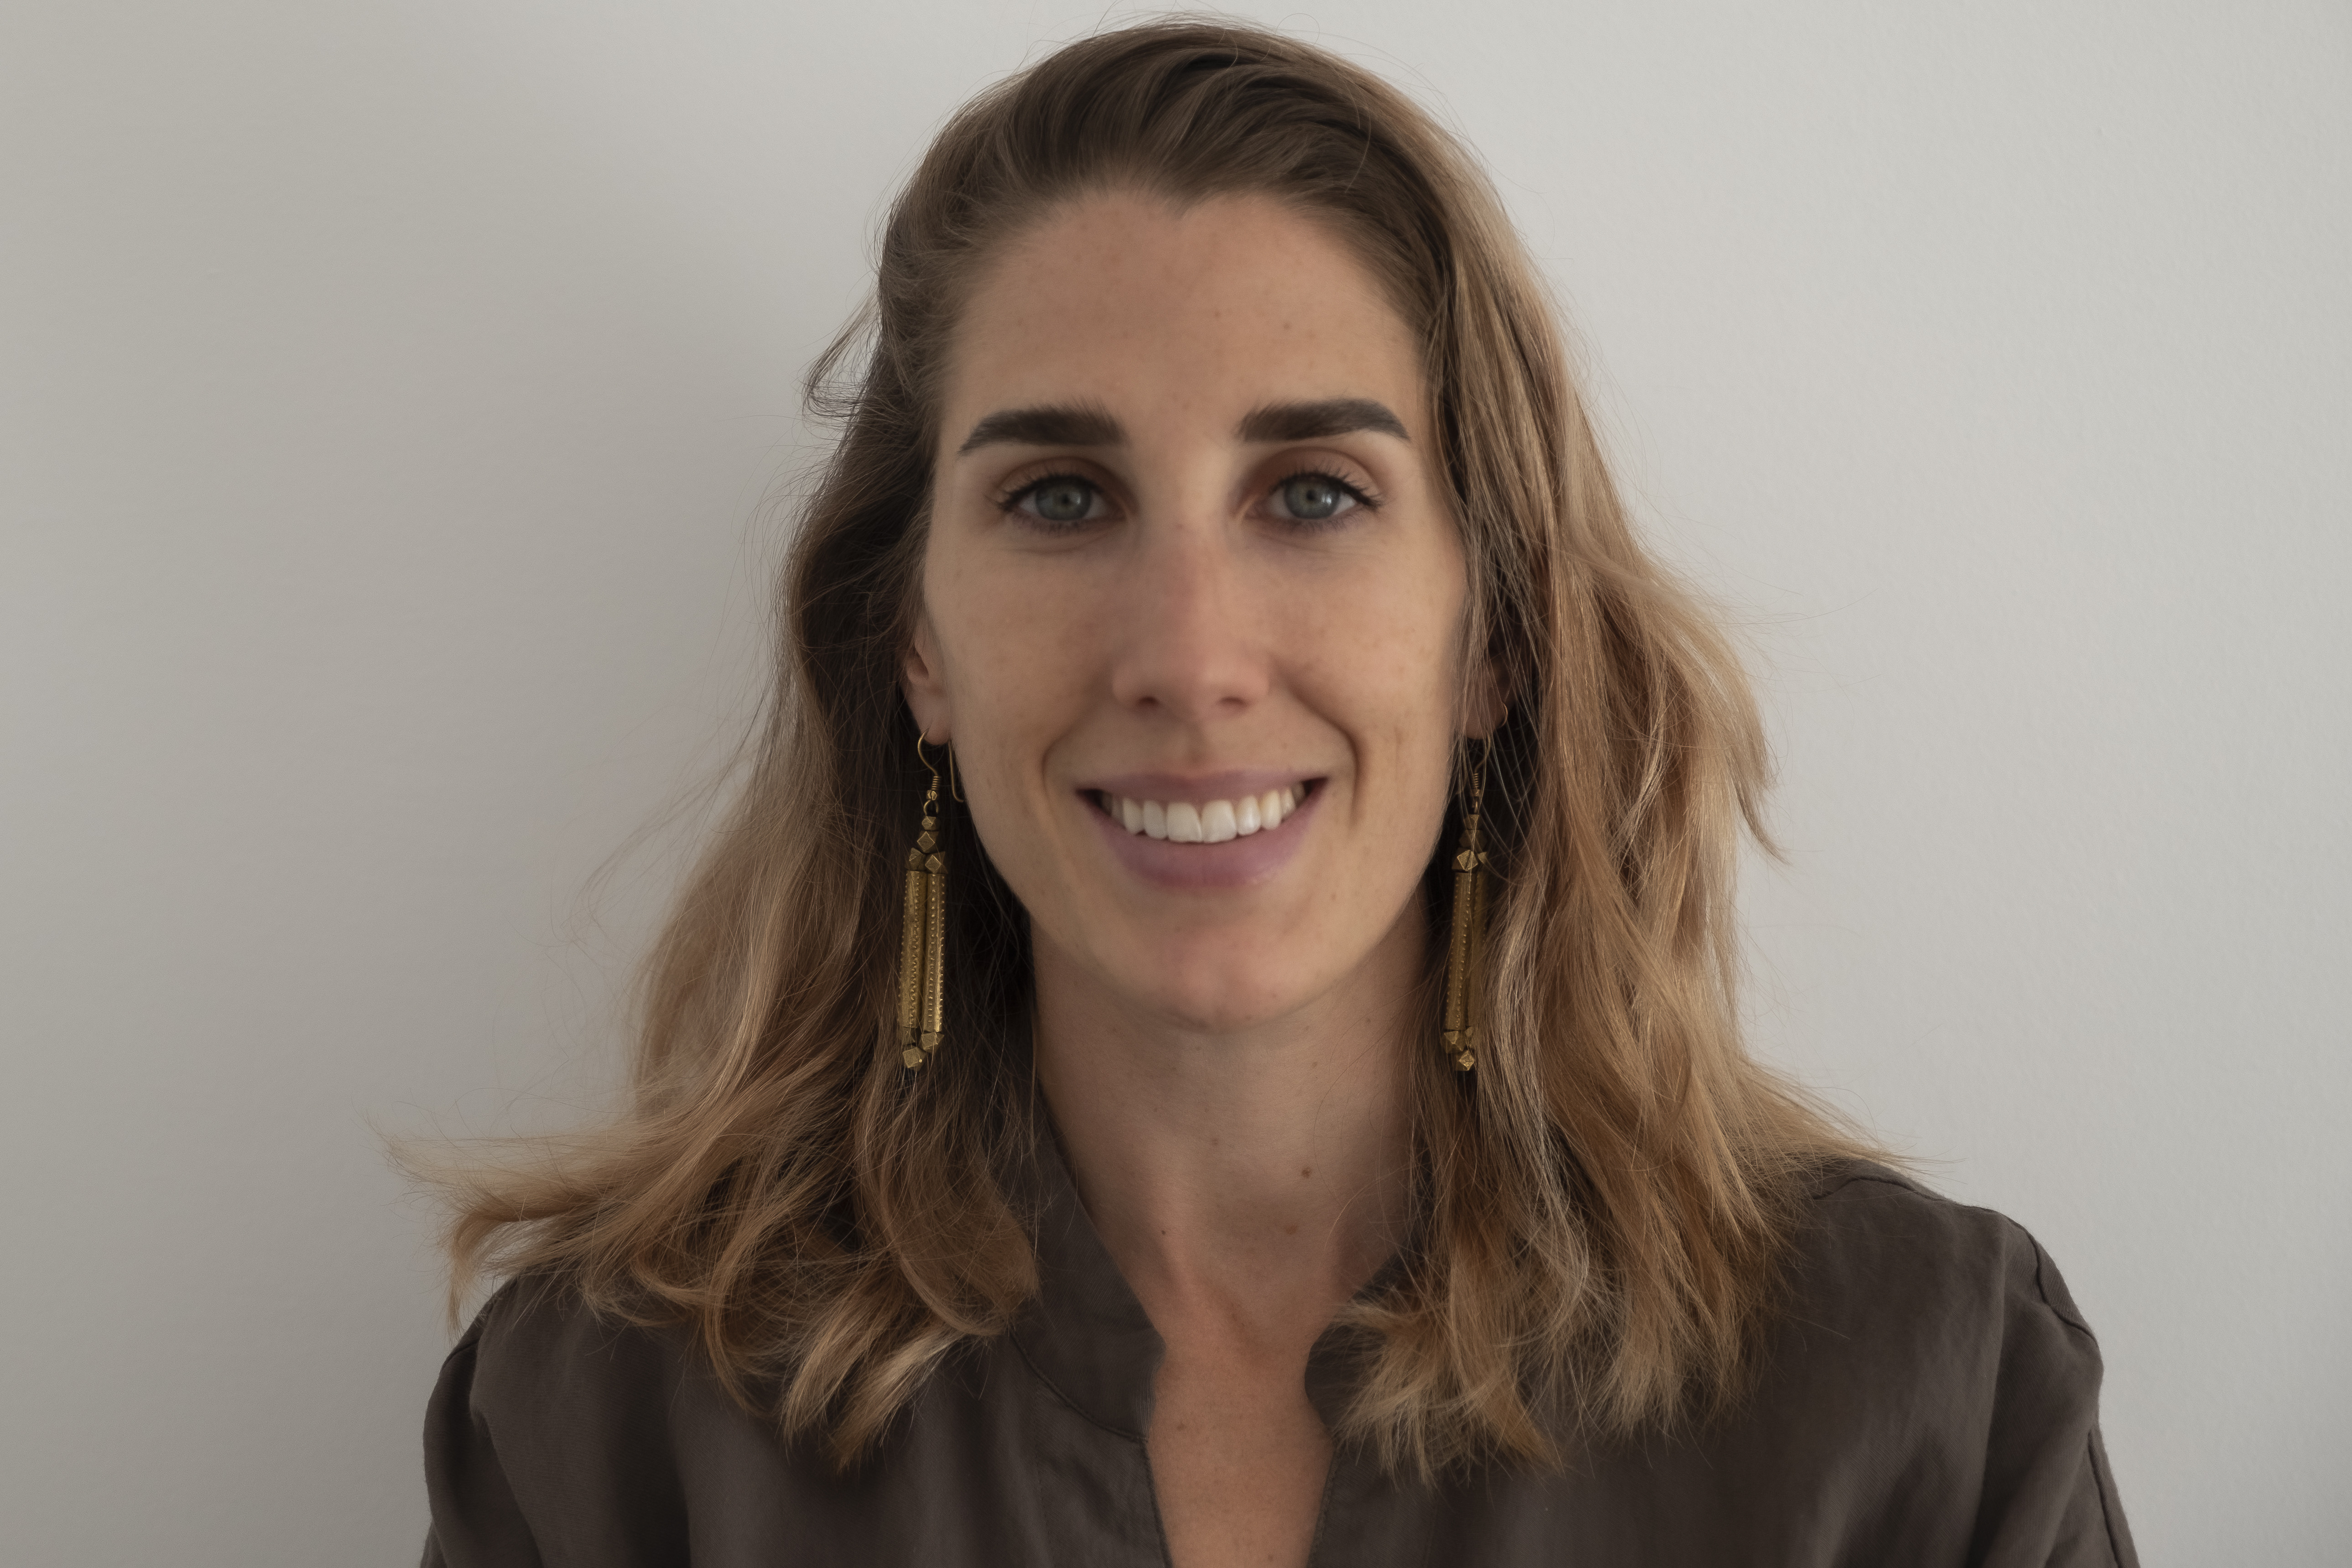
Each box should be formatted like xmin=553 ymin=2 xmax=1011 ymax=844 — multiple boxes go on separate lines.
xmin=3 ymin=2 xmax=2343 ymax=1561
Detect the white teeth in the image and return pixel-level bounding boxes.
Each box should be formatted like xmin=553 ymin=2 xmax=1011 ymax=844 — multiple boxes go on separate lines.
xmin=1104 ymin=785 xmax=1312 ymax=840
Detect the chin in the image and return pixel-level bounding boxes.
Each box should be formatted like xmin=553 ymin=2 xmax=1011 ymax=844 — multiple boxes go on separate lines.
xmin=1116 ymin=937 xmax=1327 ymax=1035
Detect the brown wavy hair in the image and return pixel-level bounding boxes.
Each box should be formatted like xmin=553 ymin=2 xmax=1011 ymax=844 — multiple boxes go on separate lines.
xmin=427 ymin=17 xmax=1872 ymax=1477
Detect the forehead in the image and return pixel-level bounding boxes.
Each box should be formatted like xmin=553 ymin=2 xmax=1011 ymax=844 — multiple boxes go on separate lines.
xmin=940 ymin=191 xmax=1424 ymax=432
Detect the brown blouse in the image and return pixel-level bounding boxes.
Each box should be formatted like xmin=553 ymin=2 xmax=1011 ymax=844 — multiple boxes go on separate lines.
xmin=421 ymin=1156 xmax=2137 ymax=1566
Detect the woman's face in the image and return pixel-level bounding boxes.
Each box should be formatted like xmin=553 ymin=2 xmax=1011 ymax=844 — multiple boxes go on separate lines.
xmin=906 ymin=191 xmax=1483 ymax=1036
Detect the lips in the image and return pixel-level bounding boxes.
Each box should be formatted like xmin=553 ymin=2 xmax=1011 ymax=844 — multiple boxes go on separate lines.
xmin=1078 ymin=774 xmax=1323 ymax=889
xmin=1096 ymin=783 xmax=1306 ymax=842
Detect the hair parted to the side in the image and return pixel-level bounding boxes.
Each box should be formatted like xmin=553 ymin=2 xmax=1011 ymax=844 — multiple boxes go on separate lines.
xmin=423 ymin=18 xmax=1876 ymax=1478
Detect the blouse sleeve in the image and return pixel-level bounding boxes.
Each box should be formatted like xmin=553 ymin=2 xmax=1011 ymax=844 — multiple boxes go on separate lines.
xmin=420 ymin=1304 xmax=546 ymax=1568
xmin=418 ymin=1279 xmax=697 ymax=1568
xmin=1967 ymin=1216 xmax=2139 ymax=1567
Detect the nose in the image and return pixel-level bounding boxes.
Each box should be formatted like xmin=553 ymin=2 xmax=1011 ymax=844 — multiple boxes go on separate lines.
xmin=1105 ymin=515 xmax=1272 ymax=724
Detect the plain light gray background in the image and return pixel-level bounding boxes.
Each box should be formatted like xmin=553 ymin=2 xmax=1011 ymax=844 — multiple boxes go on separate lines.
xmin=4 ymin=1 xmax=2345 ymax=1561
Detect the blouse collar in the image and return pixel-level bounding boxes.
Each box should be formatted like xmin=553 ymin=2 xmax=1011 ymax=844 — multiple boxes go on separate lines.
xmin=1007 ymin=1129 xmax=1399 ymax=1442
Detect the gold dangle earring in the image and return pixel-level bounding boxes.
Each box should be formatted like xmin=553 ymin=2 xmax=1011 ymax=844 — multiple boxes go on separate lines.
xmin=1441 ymin=738 xmax=1492 ymax=1073
xmin=897 ymin=737 xmax=949 ymax=1071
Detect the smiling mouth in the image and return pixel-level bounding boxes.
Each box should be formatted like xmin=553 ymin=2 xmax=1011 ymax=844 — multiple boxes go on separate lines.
xmin=1092 ymin=781 xmax=1319 ymax=843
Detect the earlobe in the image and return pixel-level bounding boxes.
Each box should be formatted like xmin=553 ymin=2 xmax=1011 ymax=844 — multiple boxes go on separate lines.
xmin=900 ymin=614 xmax=953 ymax=744
xmin=1462 ymin=656 xmax=1509 ymax=740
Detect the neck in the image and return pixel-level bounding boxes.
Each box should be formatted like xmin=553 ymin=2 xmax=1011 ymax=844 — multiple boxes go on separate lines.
xmin=1031 ymin=906 xmax=1421 ymax=1330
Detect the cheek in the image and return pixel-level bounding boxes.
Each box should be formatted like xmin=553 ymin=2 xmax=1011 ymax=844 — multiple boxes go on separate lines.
xmin=1311 ymin=554 xmax=1467 ymax=739
xmin=1356 ymin=557 xmax=1471 ymax=827
xmin=926 ymin=549 xmax=1099 ymax=771
xmin=954 ymin=600 xmax=1091 ymax=709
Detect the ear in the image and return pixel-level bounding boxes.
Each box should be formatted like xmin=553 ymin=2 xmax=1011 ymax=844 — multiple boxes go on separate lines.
xmin=1462 ymin=652 xmax=1509 ymax=740
xmin=900 ymin=609 xmax=953 ymax=744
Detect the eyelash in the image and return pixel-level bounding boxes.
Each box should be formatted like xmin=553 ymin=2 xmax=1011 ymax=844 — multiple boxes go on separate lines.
xmin=994 ymin=466 xmax=1383 ymax=528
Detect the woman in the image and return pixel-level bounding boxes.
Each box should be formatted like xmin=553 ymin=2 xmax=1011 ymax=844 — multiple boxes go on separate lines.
xmin=420 ymin=21 xmax=2136 ymax=1567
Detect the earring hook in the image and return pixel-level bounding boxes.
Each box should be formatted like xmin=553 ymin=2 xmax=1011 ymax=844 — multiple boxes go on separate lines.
xmin=916 ymin=733 xmax=968 ymax=805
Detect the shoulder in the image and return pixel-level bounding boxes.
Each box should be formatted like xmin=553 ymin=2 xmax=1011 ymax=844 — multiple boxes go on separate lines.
xmin=424 ymin=1275 xmax=700 ymax=1563
xmin=437 ymin=1269 xmax=696 ymax=1457
xmin=456 ymin=1272 xmax=694 ymax=1408
xmin=1759 ymin=1159 xmax=2111 ymax=1469
xmin=424 ymin=1273 xmax=1048 ymax=1565
xmin=1553 ymin=1167 xmax=2136 ymax=1562
xmin=1791 ymin=1160 xmax=2098 ymax=1347
xmin=1717 ymin=1163 xmax=2138 ymax=1563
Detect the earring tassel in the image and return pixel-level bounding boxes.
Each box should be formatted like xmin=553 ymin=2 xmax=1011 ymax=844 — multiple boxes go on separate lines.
xmin=898 ymin=772 xmax=947 ymax=1070
xmin=921 ymin=847 xmax=946 ymax=1054
xmin=1441 ymin=750 xmax=1491 ymax=1073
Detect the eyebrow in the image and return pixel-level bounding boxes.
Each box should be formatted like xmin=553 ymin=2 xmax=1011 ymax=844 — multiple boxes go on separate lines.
xmin=1236 ymin=398 xmax=1409 ymax=444
xmin=957 ymin=403 xmax=1123 ymax=454
xmin=954 ymin=396 xmax=1408 ymax=455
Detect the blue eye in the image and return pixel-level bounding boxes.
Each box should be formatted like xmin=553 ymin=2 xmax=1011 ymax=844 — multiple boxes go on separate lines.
xmin=1015 ymin=476 xmax=1101 ymax=525
xmin=1278 ymin=474 xmax=1348 ymax=521
xmin=1270 ymin=471 xmax=1369 ymax=524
